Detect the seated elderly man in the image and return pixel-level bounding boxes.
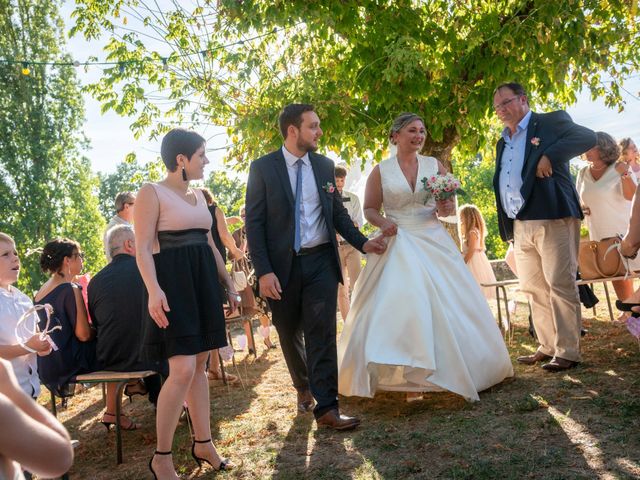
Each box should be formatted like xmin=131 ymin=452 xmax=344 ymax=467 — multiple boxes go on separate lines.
xmin=88 ymin=225 xmax=166 ymax=413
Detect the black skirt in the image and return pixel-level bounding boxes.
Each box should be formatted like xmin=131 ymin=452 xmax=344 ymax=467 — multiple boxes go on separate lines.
xmin=141 ymin=229 xmax=227 ymax=361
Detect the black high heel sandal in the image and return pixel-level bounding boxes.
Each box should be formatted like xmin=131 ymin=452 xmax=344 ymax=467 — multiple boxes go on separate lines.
xmin=615 ymin=300 xmax=640 ymax=317
xmin=149 ymin=450 xmax=172 ymax=480
xmin=124 ymin=379 xmax=148 ymax=403
xmin=100 ymin=412 xmax=139 ymax=431
xmin=191 ymin=438 xmax=233 ymax=471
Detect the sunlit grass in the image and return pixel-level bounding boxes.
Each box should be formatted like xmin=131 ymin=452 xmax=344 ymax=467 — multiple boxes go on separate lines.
xmin=46 ymin=283 xmax=640 ymax=479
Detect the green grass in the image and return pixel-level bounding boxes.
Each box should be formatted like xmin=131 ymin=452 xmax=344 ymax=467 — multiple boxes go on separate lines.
xmin=49 ymin=283 xmax=640 ymax=479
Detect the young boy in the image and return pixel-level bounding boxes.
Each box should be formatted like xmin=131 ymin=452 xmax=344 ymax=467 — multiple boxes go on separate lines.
xmin=0 ymin=233 xmax=52 ymax=398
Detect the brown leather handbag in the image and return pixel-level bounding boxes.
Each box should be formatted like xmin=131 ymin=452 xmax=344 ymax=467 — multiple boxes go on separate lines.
xmin=578 ymin=238 xmax=626 ymax=280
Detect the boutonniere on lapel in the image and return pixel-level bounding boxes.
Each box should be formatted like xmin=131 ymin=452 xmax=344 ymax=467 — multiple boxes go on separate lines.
xmin=530 ymin=137 xmax=541 ymax=147
xmin=322 ymin=182 xmax=336 ymax=194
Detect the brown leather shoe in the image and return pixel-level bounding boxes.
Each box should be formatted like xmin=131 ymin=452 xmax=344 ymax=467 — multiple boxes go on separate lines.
xmin=517 ymin=351 xmax=552 ymax=365
xmin=316 ymin=409 xmax=361 ymax=431
xmin=541 ymin=357 xmax=579 ymax=372
xmin=297 ymin=390 xmax=315 ymax=413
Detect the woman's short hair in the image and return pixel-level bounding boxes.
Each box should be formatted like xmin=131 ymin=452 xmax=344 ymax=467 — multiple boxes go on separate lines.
xmin=160 ymin=129 xmax=205 ymax=172
xmin=40 ymin=238 xmax=80 ymax=275
xmin=389 ymin=113 xmax=424 ymax=145
xmin=0 ymin=232 xmax=14 ymax=245
xmin=594 ymin=131 xmax=620 ymax=166
xmin=278 ymin=104 xmax=315 ymax=139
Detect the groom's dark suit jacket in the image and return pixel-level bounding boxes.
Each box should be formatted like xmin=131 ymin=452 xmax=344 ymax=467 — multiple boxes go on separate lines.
xmin=492 ymin=111 xmax=597 ymax=242
xmin=245 ymin=149 xmax=368 ymax=288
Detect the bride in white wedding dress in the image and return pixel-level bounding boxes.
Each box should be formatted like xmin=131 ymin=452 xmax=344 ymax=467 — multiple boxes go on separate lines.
xmin=337 ymin=113 xmax=513 ymax=402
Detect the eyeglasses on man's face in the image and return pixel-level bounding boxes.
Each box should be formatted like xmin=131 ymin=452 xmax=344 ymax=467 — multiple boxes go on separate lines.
xmin=493 ymin=96 xmax=521 ymax=111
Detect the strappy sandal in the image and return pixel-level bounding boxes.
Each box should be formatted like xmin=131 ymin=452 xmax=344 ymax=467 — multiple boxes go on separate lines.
xmin=191 ymin=438 xmax=235 ymax=471
xmin=615 ymin=300 xmax=640 ymax=317
xmin=124 ymin=379 xmax=148 ymax=402
xmin=149 ymin=450 xmax=172 ymax=480
xmin=100 ymin=412 xmax=140 ymax=431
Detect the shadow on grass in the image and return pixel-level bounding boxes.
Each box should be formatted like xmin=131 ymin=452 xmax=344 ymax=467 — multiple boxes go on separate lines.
xmin=62 ymin=350 xmax=278 ymax=479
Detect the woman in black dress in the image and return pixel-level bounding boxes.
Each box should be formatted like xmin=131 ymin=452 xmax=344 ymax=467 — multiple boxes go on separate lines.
xmin=136 ymin=129 xmax=240 ymax=479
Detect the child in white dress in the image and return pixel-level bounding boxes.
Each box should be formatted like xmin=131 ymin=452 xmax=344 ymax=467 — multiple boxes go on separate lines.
xmin=459 ymin=205 xmax=496 ymax=299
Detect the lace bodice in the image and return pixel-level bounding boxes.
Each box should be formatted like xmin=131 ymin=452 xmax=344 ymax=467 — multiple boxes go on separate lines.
xmin=379 ymin=155 xmax=438 ymax=226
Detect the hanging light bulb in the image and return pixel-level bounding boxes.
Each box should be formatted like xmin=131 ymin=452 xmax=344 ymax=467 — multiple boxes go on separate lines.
xmin=118 ymin=63 xmax=125 ymax=74
xmin=162 ymin=57 xmax=168 ymax=71
xmin=21 ymin=62 xmax=30 ymax=76
xmin=73 ymin=60 xmax=80 ymax=67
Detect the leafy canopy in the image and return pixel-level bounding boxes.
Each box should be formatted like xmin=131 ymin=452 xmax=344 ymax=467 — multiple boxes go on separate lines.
xmin=0 ymin=0 xmax=105 ymax=292
xmin=70 ymin=0 xmax=639 ymax=169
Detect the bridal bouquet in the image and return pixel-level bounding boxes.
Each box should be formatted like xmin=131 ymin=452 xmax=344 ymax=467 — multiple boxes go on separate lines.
xmin=421 ymin=173 xmax=465 ymax=201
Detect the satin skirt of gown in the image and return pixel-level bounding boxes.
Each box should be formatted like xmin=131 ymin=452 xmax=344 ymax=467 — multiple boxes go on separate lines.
xmin=337 ymin=156 xmax=513 ymax=402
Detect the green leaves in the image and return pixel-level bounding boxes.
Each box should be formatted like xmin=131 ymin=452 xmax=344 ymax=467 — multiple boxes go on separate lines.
xmin=0 ymin=0 xmax=106 ymax=292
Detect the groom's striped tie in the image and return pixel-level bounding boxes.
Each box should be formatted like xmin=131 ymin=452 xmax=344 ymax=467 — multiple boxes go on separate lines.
xmin=294 ymin=158 xmax=303 ymax=252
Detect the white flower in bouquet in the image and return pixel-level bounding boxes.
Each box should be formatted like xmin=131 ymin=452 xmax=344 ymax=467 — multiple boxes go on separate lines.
xmin=421 ymin=173 xmax=465 ymax=202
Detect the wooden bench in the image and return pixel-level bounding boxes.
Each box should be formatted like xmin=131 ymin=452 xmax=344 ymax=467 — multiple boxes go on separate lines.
xmin=482 ymin=272 xmax=640 ymax=338
xmin=49 ymin=370 xmax=157 ymax=465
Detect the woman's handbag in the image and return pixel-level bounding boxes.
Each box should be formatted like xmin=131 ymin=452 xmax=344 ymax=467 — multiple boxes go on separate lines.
xmin=231 ymin=268 xmax=248 ymax=291
xmin=578 ymin=238 xmax=627 ymax=280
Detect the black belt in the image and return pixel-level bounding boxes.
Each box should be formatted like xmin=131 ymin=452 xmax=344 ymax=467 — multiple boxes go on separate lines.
xmin=158 ymin=229 xmax=208 ymax=250
xmin=294 ymin=243 xmax=331 ymax=256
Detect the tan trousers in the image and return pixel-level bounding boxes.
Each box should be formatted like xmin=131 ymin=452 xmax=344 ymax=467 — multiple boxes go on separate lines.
xmin=514 ymin=218 xmax=582 ymax=362
xmin=338 ymin=243 xmax=362 ymax=320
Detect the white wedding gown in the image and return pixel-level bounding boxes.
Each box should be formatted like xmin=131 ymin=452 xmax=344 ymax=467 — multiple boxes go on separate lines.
xmin=338 ymin=155 xmax=513 ymax=401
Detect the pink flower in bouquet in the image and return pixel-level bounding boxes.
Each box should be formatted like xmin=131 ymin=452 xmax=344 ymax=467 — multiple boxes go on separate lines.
xmin=421 ymin=173 xmax=465 ymax=202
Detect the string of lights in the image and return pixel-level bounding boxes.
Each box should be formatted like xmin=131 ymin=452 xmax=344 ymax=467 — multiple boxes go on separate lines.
xmin=0 ymin=25 xmax=291 ymax=76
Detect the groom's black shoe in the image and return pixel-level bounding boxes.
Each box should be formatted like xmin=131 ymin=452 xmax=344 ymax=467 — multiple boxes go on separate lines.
xmin=517 ymin=351 xmax=552 ymax=365
xmin=297 ymin=390 xmax=315 ymax=413
xmin=316 ymin=409 xmax=361 ymax=431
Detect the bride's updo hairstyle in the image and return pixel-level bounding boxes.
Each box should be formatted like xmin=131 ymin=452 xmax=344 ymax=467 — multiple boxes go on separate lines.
xmin=40 ymin=238 xmax=80 ymax=275
xmin=389 ymin=113 xmax=424 ymax=145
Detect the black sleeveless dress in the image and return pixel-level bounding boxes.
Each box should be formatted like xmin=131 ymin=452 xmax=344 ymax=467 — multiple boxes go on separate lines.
xmin=141 ymin=185 xmax=227 ymax=361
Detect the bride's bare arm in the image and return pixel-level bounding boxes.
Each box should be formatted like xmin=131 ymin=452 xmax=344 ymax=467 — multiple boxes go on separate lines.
xmin=364 ymin=165 xmax=397 ymax=237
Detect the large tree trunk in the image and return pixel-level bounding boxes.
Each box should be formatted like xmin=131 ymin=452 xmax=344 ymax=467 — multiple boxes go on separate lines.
xmin=421 ymin=125 xmax=459 ymax=172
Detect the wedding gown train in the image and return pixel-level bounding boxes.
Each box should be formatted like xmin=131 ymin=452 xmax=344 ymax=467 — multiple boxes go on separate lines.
xmin=337 ymin=155 xmax=513 ymax=401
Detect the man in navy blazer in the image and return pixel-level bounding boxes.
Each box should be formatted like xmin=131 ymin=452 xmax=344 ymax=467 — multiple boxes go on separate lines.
xmin=245 ymin=104 xmax=385 ymax=430
xmin=492 ymin=82 xmax=596 ymax=372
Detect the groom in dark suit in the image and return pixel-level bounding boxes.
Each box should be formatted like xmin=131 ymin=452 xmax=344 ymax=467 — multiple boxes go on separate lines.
xmin=492 ymin=82 xmax=596 ymax=372
xmin=245 ymin=104 xmax=386 ymax=430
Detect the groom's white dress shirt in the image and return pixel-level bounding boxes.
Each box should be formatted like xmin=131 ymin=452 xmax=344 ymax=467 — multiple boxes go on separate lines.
xmin=282 ymin=146 xmax=330 ymax=249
